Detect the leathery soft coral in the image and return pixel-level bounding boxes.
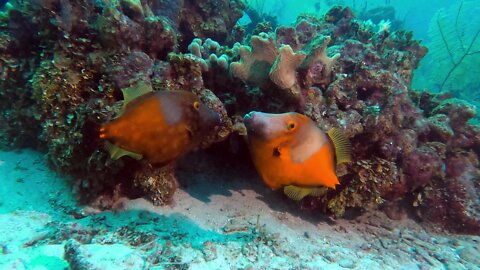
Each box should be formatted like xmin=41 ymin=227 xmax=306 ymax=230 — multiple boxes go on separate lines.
xmin=230 ymin=33 xmax=339 ymax=109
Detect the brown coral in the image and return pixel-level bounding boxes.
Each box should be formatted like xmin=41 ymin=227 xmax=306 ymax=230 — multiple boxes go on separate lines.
xmin=133 ymin=164 xmax=178 ymax=206
xmin=230 ymin=32 xmax=340 ymax=110
xmin=300 ymin=36 xmax=340 ymax=87
xmin=269 ymin=45 xmax=305 ymax=93
xmin=230 ymin=34 xmax=278 ymax=85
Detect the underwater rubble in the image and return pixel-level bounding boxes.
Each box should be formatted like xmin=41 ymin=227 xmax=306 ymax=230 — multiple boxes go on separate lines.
xmin=0 ymin=1 xmax=479 ymax=234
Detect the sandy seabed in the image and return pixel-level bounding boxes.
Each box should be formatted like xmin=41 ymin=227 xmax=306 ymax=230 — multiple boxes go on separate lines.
xmin=0 ymin=149 xmax=479 ymax=270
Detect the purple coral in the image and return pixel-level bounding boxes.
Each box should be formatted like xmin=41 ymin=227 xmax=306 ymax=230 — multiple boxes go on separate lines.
xmin=402 ymin=146 xmax=444 ymax=191
xmin=418 ymin=151 xmax=480 ymax=234
xmin=307 ymin=61 xmax=325 ymax=84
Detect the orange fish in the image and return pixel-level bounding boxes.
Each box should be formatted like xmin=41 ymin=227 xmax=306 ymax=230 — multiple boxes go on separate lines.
xmin=243 ymin=111 xmax=351 ymax=200
xmin=99 ymin=82 xmax=220 ymax=165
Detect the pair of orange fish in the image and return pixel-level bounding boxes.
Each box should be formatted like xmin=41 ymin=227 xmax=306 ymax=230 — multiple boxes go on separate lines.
xmin=100 ymin=84 xmax=351 ymax=201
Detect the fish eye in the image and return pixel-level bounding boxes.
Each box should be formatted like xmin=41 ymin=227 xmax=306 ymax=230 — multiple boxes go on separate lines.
xmin=193 ymin=101 xmax=200 ymax=110
xmin=287 ymin=122 xmax=296 ymax=131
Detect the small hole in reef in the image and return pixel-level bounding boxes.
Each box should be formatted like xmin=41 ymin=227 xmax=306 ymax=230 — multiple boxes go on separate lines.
xmin=113 ymin=88 xmax=123 ymax=101
xmin=357 ymin=86 xmax=375 ymax=100
xmin=337 ymin=102 xmax=347 ymax=111
xmin=81 ymin=119 xmax=101 ymax=156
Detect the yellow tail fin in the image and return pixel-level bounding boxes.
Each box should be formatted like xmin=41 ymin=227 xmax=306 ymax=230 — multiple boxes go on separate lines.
xmin=327 ymin=128 xmax=352 ymax=165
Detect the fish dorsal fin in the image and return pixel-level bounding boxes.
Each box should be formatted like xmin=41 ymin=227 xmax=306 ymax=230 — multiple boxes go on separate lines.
xmin=105 ymin=141 xmax=143 ymax=160
xmin=290 ymin=123 xmax=328 ymax=163
xmin=121 ymin=81 xmax=153 ymax=108
xmin=283 ymin=185 xmax=328 ymax=201
xmin=327 ymin=128 xmax=351 ymax=165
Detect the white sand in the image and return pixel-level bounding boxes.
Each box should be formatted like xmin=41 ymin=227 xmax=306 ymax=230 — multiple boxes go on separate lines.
xmin=0 ymin=149 xmax=479 ymax=269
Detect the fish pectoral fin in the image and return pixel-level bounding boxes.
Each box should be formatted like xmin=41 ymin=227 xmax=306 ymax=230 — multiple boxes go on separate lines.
xmin=327 ymin=127 xmax=352 ymax=165
xmin=105 ymin=142 xmax=143 ymax=160
xmin=121 ymin=81 xmax=153 ymax=107
xmin=283 ymin=185 xmax=313 ymax=201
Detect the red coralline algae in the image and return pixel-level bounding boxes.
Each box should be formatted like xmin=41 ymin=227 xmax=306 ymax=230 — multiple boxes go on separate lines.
xmin=402 ymin=146 xmax=444 ymax=191
xmin=417 ymin=151 xmax=480 ymax=234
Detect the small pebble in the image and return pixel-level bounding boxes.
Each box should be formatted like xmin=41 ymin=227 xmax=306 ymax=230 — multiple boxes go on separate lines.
xmin=444 ymin=262 xmax=467 ymax=270
xmin=398 ymin=262 xmax=420 ymax=270
xmin=338 ymin=258 xmax=356 ymax=269
xmin=458 ymin=246 xmax=480 ymax=264
xmin=202 ymin=241 xmax=217 ymax=262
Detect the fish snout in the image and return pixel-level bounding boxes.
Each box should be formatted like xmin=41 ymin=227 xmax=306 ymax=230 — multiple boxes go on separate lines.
xmin=208 ymin=111 xmax=222 ymax=130
xmin=243 ymin=111 xmax=290 ymax=141
xmin=201 ymin=106 xmax=221 ymax=130
xmin=243 ymin=111 xmax=267 ymax=137
xmin=243 ymin=111 xmax=256 ymax=128
xmin=212 ymin=111 xmax=221 ymax=127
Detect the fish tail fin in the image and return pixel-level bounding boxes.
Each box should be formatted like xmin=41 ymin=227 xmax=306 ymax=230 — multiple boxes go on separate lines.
xmin=104 ymin=141 xmax=143 ymax=160
xmin=327 ymin=127 xmax=351 ymax=165
xmin=99 ymin=126 xmax=107 ymax=139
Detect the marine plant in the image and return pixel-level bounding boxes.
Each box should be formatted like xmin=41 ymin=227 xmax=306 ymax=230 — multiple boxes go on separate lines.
xmin=414 ymin=0 xmax=480 ymax=95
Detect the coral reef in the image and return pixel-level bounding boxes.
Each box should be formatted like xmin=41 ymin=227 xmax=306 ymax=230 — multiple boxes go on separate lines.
xmin=132 ymin=164 xmax=178 ymax=206
xmin=0 ymin=0 xmax=235 ymax=205
xmin=228 ymin=7 xmax=478 ymax=233
xmin=0 ymin=2 xmax=478 ymax=234
xmin=177 ymin=0 xmax=244 ymax=47
xmin=410 ymin=91 xmax=480 ymax=233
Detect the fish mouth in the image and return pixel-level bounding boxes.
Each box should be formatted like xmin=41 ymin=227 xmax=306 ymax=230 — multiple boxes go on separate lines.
xmin=202 ymin=108 xmax=221 ymax=130
xmin=244 ymin=111 xmax=266 ymax=137
xmin=243 ymin=111 xmax=256 ymax=130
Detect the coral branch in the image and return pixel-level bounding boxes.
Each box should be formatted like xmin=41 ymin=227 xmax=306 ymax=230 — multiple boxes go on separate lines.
xmin=439 ymin=28 xmax=480 ymax=92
